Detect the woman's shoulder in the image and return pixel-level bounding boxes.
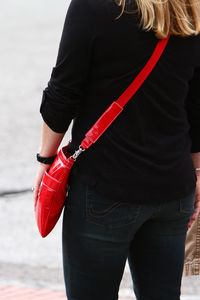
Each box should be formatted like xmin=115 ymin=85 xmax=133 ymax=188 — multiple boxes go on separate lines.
xmin=68 ymin=0 xmax=113 ymax=10
xmin=67 ymin=0 xmax=119 ymax=19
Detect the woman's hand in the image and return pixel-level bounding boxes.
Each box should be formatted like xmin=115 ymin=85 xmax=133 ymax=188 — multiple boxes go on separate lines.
xmin=33 ymin=163 xmax=51 ymax=209
xmin=188 ymin=174 xmax=200 ymax=228
xmin=33 ymin=121 xmax=65 ymax=209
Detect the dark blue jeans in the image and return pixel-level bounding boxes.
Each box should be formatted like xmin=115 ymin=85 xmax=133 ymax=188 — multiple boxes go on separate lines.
xmin=62 ymin=175 xmax=196 ymax=300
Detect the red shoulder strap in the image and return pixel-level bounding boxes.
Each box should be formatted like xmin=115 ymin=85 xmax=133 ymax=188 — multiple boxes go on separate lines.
xmin=81 ymin=36 xmax=170 ymax=150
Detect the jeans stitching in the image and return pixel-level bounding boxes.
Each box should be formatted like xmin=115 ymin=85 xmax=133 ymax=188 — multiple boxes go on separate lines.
xmin=179 ymin=199 xmax=195 ymax=214
xmin=89 ymin=202 xmax=123 ymax=218
xmin=85 ymin=185 xmax=141 ymax=227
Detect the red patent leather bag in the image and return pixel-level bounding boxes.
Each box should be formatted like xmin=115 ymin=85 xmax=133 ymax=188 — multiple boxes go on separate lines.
xmin=35 ymin=36 xmax=170 ymax=237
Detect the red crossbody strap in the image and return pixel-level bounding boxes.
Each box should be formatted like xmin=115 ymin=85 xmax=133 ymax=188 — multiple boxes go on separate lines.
xmin=81 ymin=35 xmax=170 ymax=150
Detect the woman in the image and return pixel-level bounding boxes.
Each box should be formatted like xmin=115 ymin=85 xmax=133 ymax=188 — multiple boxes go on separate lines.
xmin=34 ymin=0 xmax=200 ymax=299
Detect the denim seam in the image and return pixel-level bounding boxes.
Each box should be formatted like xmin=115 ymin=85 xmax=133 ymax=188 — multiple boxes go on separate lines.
xmin=86 ymin=185 xmax=124 ymax=218
xmin=85 ymin=184 xmax=142 ymax=227
xmin=89 ymin=202 xmax=125 ymax=218
xmin=179 ymin=199 xmax=194 ymax=214
xmin=85 ymin=217 xmax=141 ymax=228
xmin=85 ymin=189 xmax=141 ymax=227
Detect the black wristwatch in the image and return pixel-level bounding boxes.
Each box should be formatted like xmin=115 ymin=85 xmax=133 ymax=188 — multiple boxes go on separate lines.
xmin=36 ymin=153 xmax=57 ymax=164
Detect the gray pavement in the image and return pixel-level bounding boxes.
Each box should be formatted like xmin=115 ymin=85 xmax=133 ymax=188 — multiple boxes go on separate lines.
xmin=0 ymin=0 xmax=200 ymax=299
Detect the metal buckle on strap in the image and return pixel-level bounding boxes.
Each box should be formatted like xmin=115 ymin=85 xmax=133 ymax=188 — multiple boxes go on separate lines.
xmin=70 ymin=145 xmax=85 ymax=161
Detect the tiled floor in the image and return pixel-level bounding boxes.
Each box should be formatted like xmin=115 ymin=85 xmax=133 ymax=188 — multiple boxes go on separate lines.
xmin=1 ymin=286 xmax=200 ymax=300
xmin=0 ymin=286 xmax=65 ymax=300
xmin=0 ymin=286 xmax=131 ymax=300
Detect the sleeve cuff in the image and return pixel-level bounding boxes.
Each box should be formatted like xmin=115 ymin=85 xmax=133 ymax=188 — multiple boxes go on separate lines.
xmin=40 ymin=91 xmax=72 ymax=133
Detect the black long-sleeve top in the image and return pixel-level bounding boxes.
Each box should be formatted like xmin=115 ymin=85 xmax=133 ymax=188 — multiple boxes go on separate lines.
xmin=40 ymin=0 xmax=200 ymax=204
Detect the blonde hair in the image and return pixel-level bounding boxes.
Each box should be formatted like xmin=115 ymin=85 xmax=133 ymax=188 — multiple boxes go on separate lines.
xmin=115 ymin=0 xmax=200 ymax=39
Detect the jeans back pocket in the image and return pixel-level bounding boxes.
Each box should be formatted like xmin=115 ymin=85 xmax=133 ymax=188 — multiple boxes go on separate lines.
xmin=179 ymin=188 xmax=196 ymax=215
xmin=86 ymin=184 xmax=141 ymax=228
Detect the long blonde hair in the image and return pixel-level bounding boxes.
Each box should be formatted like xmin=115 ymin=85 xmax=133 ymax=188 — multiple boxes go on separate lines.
xmin=115 ymin=0 xmax=200 ymax=39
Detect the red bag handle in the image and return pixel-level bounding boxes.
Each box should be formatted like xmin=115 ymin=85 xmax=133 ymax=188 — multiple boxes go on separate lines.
xmin=72 ymin=36 xmax=170 ymax=157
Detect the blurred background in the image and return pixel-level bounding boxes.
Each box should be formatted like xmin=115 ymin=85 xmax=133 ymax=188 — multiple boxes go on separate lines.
xmin=0 ymin=0 xmax=200 ymax=299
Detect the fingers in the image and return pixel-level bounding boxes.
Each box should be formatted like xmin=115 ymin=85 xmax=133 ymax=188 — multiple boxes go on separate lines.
xmin=33 ymin=178 xmax=43 ymax=209
xmin=188 ymin=214 xmax=196 ymax=228
xmin=195 ymin=199 xmax=200 ymax=212
xmin=188 ymin=187 xmax=200 ymax=228
xmin=33 ymin=184 xmax=40 ymax=210
xmin=188 ymin=205 xmax=199 ymax=228
xmin=33 ymin=164 xmax=49 ymax=210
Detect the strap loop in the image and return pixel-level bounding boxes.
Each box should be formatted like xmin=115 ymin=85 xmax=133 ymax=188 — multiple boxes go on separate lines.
xmin=81 ymin=101 xmax=123 ymax=148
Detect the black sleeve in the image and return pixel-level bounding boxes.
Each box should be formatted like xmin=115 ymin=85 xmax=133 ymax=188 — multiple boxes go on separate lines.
xmin=186 ymin=67 xmax=200 ymax=153
xmin=40 ymin=0 xmax=96 ymax=133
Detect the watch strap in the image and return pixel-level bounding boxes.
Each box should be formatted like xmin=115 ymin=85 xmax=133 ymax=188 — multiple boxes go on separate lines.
xmin=36 ymin=153 xmax=57 ymax=164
